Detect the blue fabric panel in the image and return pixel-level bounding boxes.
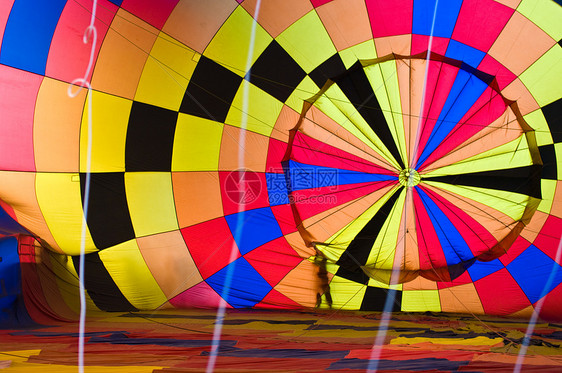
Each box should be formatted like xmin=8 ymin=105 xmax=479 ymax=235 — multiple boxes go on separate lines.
xmin=416 ymin=69 xmax=488 ymax=167
xmin=467 ymin=259 xmax=504 ymax=282
xmin=0 ymin=0 xmax=67 ymax=75
xmin=412 ymin=0 xmax=463 ymax=38
xmin=266 ymin=173 xmax=290 ymax=206
xmin=206 ymin=257 xmax=272 ymax=308
xmin=328 ymin=357 xmax=470 ymax=371
xmin=507 ymin=245 xmax=562 ymax=304
xmin=287 ymin=161 xmax=397 ymax=192
xmin=108 ymin=0 xmax=123 ymax=5
xmin=202 ymin=346 xmax=349 ymax=359
xmin=445 ymin=39 xmax=486 ymax=67
xmin=89 ymin=332 xmax=238 ymax=348
xmin=415 ymin=187 xmax=474 ymax=265
xmin=0 ymin=204 xmax=28 ymax=235
xmin=0 ymin=237 xmax=21 ymax=316
xmin=225 ymin=207 xmax=283 ymax=255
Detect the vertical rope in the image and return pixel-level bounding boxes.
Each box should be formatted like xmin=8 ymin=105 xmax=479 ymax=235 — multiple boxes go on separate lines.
xmin=67 ymin=2 xmax=98 ymax=372
xmin=205 ymin=2 xmax=262 ymax=372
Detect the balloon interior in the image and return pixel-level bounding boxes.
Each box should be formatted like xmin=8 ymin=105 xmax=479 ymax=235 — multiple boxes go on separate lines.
xmin=1 ymin=1 xmax=562 ymax=371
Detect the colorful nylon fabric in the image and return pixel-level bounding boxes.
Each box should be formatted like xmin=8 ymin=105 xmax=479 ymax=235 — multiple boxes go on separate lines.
xmin=0 ymin=0 xmax=561 ymax=321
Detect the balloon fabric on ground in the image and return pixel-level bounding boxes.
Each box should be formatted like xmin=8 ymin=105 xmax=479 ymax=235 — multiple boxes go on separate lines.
xmin=0 ymin=0 xmax=562 ymax=323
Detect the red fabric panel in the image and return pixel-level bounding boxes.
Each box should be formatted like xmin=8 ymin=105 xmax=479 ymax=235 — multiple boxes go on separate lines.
xmin=532 ymin=215 xmax=562 ymax=262
xmin=498 ymin=236 xmax=532 ymax=266
xmin=292 ymin=132 xmax=396 ymax=174
xmin=0 ymin=65 xmax=40 ymax=172
xmin=180 ymin=217 xmax=241 ymax=279
xmin=411 ymin=34 xmax=450 ymax=55
xmin=292 ymin=180 xmax=396 ymax=221
xmin=265 ymin=138 xmax=288 ymax=173
xmin=366 ymin=0 xmax=413 ymax=38
xmin=538 ymin=281 xmax=562 ymax=322
xmin=451 ymin=0 xmax=514 ymax=52
xmin=244 ymin=237 xmax=302 ymax=286
xmin=414 ymin=62 xmax=459 ymax=166
xmin=422 ymin=187 xmax=498 ymax=258
xmin=477 ymin=54 xmax=517 ymax=90
xmin=256 ymin=289 xmax=303 ymax=309
xmin=45 ymin=0 xmax=116 ymax=83
xmin=169 ymin=281 xmax=226 ymax=308
xmin=271 ymin=204 xmax=299 ymax=235
xmin=474 ymin=268 xmax=531 ymax=315
xmin=413 ymin=187 xmax=448 ymax=271
xmin=420 ymin=87 xmax=509 ymax=171
xmin=121 ymin=0 xmax=180 ymax=29
xmin=219 ymin=170 xmax=269 ymax=215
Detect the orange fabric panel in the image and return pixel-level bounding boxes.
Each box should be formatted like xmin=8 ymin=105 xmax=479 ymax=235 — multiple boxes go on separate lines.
xmin=274 ymin=260 xmax=320 ymax=308
xmin=315 ymin=0 xmax=372 ymax=51
xmin=0 ymin=172 xmax=61 ymax=252
xmin=137 ymin=230 xmax=203 ymax=300
xmin=91 ymin=9 xmax=158 ymax=99
xmin=34 ymin=78 xmax=83 ymax=172
xmin=172 ymin=171 xmax=223 ymax=228
xmin=374 ymin=34 xmax=412 ymax=57
xmin=242 ymin=0 xmax=312 ymax=38
xmin=488 ymin=11 xmax=555 ymax=76
xmin=219 ymin=125 xmax=269 ymax=172
xmin=439 ymin=283 xmax=485 ymax=315
xmin=163 ymin=0 xmax=237 ymax=54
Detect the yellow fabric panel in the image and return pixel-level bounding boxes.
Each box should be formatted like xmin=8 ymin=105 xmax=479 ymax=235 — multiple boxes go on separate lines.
xmin=80 ymin=91 xmax=131 ymax=172
xmin=315 ymin=84 xmax=401 ymax=168
xmin=276 ymin=10 xmax=337 ymax=73
xmin=401 ymin=290 xmax=441 ymax=312
xmin=423 ymin=181 xmax=527 ymax=222
xmin=520 ymin=45 xmax=562 ymax=106
xmin=323 ymin=186 xmax=400 ymax=262
xmin=49 ymin=251 xmax=101 ymax=315
xmin=99 ymin=239 xmax=168 ymax=310
xmin=124 ymin=172 xmax=178 ymax=237
xmin=203 ymin=6 xmax=272 ymax=76
xmin=517 ymin=0 xmax=562 ymax=41
xmin=324 ymin=276 xmax=366 ymax=310
xmin=557 ymin=143 xmax=562 ymax=179
xmin=367 ymin=277 xmax=402 ymax=290
xmin=423 ymin=135 xmax=533 ymax=177
xmin=538 ymin=179 xmax=556 ymax=214
xmin=365 ymin=62 xmax=407 ymax=167
xmin=339 ymin=39 xmax=377 ymax=68
xmin=391 ymin=336 xmax=503 ymax=346
xmin=172 ymin=114 xmax=223 ymax=171
xmin=225 ymin=81 xmax=283 ymax=136
xmin=1 ymin=362 xmax=164 ymax=373
xmin=35 ymin=173 xmax=95 ymax=255
xmin=135 ymin=33 xmax=199 ymax=111
xmin=365 ymin=189 xmax=406 ymax=269
xmin=524 ymin=109 xmax=553 ymax=146
xmin=285 ymin=75 xmax=318 ymax=112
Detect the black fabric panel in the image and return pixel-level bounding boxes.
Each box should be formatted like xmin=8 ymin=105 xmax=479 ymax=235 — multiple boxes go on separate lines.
xmin=72 ymin=253 xmax=137 ymax=312
xmin=542 ymin=98 xmax=562 ymax=143
xmin=336 ymin=187 xmax=404 ymax=271
xmin=424 ymin=165 xmax=543 ymax=199
xmin=308 ymin=53 xmax=347 ymax=89
xmin=126 ymin=102 xmax=177 ymax=172
xmin=335 ymin=265 xmax=370 ymax=284
xmin=246 ymin=40 xmax=306 ymax=103
xmin=180 ymin=55 xmax=242 ymax=122
xmin=539 ymin=144 xmax=557 ymax=180
xmin=80 ymin=173 xmax=135 ymax=249
xmin=360 ymin=287 xmax=402 ymax=312
xmin=335 ymin=62 xmax=405 ymax=169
